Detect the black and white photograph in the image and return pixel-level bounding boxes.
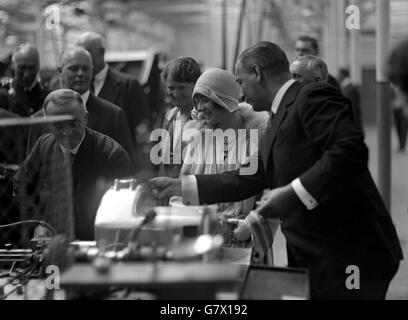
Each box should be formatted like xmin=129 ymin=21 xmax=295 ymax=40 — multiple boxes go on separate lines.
xmin=0 ymin=0 xmax=407 ymax=306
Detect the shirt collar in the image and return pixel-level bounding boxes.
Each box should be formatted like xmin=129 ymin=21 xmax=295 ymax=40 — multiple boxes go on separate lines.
xmin=94 ymin=64 xmax=109 ymax=83
xmin=60 ymin=132 xmax=85 ymax=155
xmin=81 ymin=90 xmax=90 ymax=105
xmin=271 ymin=79 xmax=296 ymax=114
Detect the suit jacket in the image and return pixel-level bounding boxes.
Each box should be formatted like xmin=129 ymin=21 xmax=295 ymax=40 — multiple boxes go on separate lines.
xmin=327 ymin=74 xmax=340 ymax=90
xmin=0 ymin=80 xmax=48 ymax=164
xmin=86 ymin=94 xmax=136 ymax=160
xmin=98 ymin=67 xmax=149 ymax=136
xmin=0 ymin=80 xmax=48 ymax=117
xmin=16 ymin=128 xmax=135 ymax=240
xmin=194 ymin=81 xmax=403 ymax=296
xmin=342 ymin=83 xmax=362 ymax=125
xmin=27 ymin=94 xmax=137 ymax=164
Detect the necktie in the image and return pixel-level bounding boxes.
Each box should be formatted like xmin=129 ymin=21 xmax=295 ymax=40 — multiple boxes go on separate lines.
xmin=64 ymin=151 xmax=75 ymax=166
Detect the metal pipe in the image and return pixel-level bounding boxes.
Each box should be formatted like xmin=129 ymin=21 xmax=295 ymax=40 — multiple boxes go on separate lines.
xmin=376 ymin=0 xmax=391 ymax=211
xmin=349 ymin=0 xmax=361 ymax=85
xmin=221 ymin=0 xmax=227 ymax=70
xmin=233 ymin=0 xmax=247 ymax=69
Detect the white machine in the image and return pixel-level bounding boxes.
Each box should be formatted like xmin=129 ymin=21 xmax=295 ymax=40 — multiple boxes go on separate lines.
xmin=94 ymin=179 xmax=218 ymax=250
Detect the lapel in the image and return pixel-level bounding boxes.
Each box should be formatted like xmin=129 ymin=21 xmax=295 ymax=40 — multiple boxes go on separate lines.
xmin=86 ymin=94 xmax=101 ymax=129
xmin=262 ymin=81 xmax=301 ymax=173
xmin=98 ymin=67 xmax=121 ymax=103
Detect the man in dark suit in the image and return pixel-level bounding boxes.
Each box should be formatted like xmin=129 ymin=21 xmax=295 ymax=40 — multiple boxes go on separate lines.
xmin=15 ymin=89 xmax=135 ymax=240
xmin=75 ymin=32 xmax=150 ymax=140
xmin=150 ymin=42 xmax=402 ymax=299
xmin=337 ymin=68 xmax=362 ymax=127
xmin=27 ymin=47 xmax=136 ymax=164
xmin=294 ymin=35 xmax=340 ymax=90
xmin=0 ymin=44 xmax=49 ymax=165
xmin=0 ymin=44 xmax=48 ymax=117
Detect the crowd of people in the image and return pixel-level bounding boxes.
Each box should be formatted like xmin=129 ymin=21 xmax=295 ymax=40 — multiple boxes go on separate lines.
xmin=1 ymin=32 xmax=408 ymax=300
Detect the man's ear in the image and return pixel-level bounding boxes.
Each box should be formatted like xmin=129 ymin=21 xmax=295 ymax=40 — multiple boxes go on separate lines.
xmin=252 ymin=65 xmax=262 ymax=83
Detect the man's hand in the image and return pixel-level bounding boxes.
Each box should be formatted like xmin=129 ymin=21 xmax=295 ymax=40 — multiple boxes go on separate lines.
xmin=148 ymin=177 xmax=182 ymax=201
xmin=256 ymin=184 xmax=303 ymax=219
xmin=227 ymin=218 xmax=251 ymax=241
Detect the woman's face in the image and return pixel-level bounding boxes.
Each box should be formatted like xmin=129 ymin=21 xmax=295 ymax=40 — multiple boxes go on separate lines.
xmin=165 ymin=77 xmax=195 ymax=112
xmin=194 ymin=94 xmax=231 ymax=130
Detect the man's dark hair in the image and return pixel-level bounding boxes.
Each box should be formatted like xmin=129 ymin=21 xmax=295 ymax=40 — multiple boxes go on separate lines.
xmin=237 ymin=41 xmax=290 ymax=76
xmin=297 ymin=35 xmax=319 ymax=54
xmin=161 ymin=57 xmax=201 ymax=84
xmin=387 ymin=39 xmax=408 ymax=95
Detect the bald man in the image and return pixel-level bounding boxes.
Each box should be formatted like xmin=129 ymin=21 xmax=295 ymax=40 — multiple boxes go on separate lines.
xmin=290 ymin=55 xmax=328 ymax=85
xmin=0 ymin=44 xmax=48 ymax=117
xmin=27 ymin=47 xmax=137 ymax=164
xmin=294 ymin=36 xmax=340 ymax=90
xmin=75 ymin=32 xmax=150 ymax=142
xmin=15 ymin=89 xmax=135 ymax=240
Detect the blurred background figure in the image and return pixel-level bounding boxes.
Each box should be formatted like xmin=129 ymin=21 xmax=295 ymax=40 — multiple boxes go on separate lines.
xmin=290 ymin=55 xmax=328 ymax=85
xmin=337 ymin=68 xmax=362 ymax=128
xmin=0 ymin=44 xmax=49 ymax=165
xmin=0 ymin=44 xmax=48 ymax=117
xmin=159 ymin=57 xmax=201 ymax=178
xmin=388 ymin=39 xmax=408 ymax=152
xmin=294 ymin=35 xmax=340 ymax=89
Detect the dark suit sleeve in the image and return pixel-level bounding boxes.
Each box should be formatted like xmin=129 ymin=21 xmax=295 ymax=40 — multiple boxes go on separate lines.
xmin=0 ymin=91 xmax=20 ymax=118
xmin=127 ymin=78 xmax=149 ymax=130
xmin=296 ymin=84 xmax=368 ymax=204
xmin=111 ymin=107 xmax=138 ymax=165
xmin=327 ymin=74 xmax=341 ymax=90
xmin=195 ymin=152 xmax=268 ymax=205
xmin=14 ymin=138 xmax=42 ymax=196
xmin=107 ymin=145 xmax=136 ymax=179
xmin=347 ymin=87 xmax=362 ymax=124
xmin=0 ymin=89 xmax=10 ymax=113
xmin=26 ymin=110 xmax=50 ymax=156
xmin=0 ymin=107 xmax=16 ymax=118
